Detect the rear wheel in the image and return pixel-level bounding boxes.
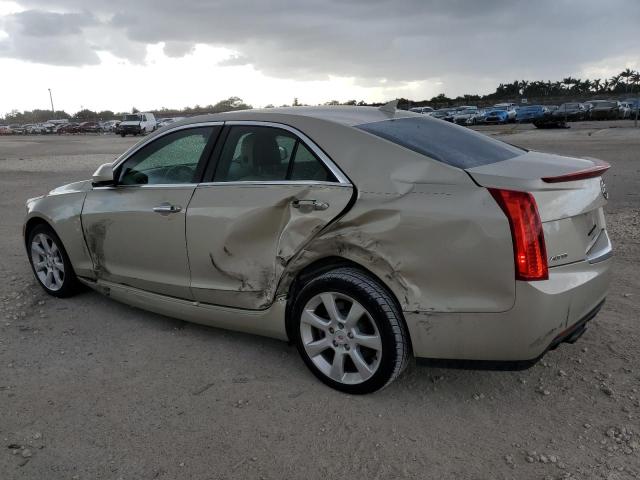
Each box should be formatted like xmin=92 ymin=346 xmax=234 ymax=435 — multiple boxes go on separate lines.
xmin=292 ymin=267 xmax=410 ymax=394
xmin=28 ymin=224 xmax=82 ymax=298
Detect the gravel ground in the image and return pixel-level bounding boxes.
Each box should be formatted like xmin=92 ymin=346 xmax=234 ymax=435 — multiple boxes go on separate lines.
xmin=1 ymin=122 xmax=639 ymax=480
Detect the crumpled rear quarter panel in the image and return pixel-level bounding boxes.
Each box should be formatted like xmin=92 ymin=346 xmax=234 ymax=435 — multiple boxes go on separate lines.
xmin=279 ymin=184 xmax=515 ymax=314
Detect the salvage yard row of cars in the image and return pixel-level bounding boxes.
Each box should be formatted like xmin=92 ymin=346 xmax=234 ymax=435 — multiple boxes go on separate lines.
xmin=1 ymin=99 xmax=638 ymax=136
xmin=0 ymin=114 xmax=185 ymax=136
xmin=409 ymin=98 xmax=640 ymax=126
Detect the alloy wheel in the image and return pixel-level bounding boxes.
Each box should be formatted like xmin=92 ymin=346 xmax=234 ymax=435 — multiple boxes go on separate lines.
xmin=31 ymin=233 xmax=65 ymax=291
xmin=299 ymin=292 xmax=382 ymax=385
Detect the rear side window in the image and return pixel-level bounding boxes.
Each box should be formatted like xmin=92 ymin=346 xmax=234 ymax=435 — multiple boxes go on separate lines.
xmin=356 ymin=117 xmax=524 ymax=169
xmin=213 ymin=125 xmax=336 ymax=182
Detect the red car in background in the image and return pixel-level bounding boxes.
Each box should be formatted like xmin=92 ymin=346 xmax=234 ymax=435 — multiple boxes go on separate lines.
xmin=79 ymin=122 xmax=102 ymax=133
xmin=56 ymin=123 xmax=81 ymax=134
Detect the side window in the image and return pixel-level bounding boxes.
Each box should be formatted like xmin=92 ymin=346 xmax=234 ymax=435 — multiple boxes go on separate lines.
xmin=290 ymin=143 xmax=335 ymax=181
xmin=214 ymin=126 xmax=294 ymax=182
xmin=213 ymin=125 xmax=337 ymax=183
xmin=118 ymin=126 xmax=214 ymax=185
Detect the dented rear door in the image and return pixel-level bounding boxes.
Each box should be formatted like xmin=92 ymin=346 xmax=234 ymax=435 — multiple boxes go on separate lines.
xmin=186 ymin=122 xmax=353 ymax=310
xmin=186 ymin=183 xmax=352 ymax=309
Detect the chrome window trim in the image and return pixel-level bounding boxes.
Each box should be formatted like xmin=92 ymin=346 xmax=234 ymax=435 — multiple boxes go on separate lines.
xmin=92 ymin=183 xmax=199 ymax=190
xmin=197 ymin=180 xmax=352 ymax=187
xmin=112 ymin=121 xmax=225 ymax=171
xmin=223 ymin=120 xmax=351 ymax=185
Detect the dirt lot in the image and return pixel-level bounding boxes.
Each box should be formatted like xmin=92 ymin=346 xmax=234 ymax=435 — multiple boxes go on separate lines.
xmin=1 ymin=121 xmax=639 ymax=480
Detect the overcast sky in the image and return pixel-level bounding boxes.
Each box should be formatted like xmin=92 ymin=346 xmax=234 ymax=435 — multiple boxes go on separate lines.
xmin=1 ymin=0 xmax=639 ymax=116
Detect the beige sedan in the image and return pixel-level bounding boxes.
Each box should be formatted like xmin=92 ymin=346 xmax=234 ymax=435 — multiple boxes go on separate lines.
xmin=24 ymin=105 xmax=612 ymax=393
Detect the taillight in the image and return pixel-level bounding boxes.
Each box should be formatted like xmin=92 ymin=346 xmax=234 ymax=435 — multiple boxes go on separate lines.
xmin=489 ymin=188 xmax=548 ymax=281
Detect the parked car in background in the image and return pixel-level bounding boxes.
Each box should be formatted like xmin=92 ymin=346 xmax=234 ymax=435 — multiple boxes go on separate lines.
xmin=9 ymin=124 xmax=25 ymax=134
xmin=0 ymin=125 xmax=14 ymax=135
xmin=516 ymin=105 xmax=547 ymax=123
xmin=552 ymin=103 xmax=586 ymax=121
xmin=408 ymin=106 xmax=434 ymax=114
xmin=117 ymin=112 xmax=157 ymax=137
xmin=100 ymin=120 xmax=121 ymax=132
xmin=587 ymin=100 xmax=620 ymax=120
xmin=23 ymin=106 xmax=612 ymax=393
xmin=493 ymin=103 xmax=518 ymax=122
xmin=23 ymin=124 xmax=48 ymax=134
xmin=156 ymin=117 xmax=187 ymax=129
xmin=79 ymin=122 xmax=102 ymax=133
xmin=482 ymin=108 xmax=510 ymax=124
xmin=618 ymin=102 xmax=631 ymax=119
xmin=623 ymin=98 xmax=639 ymax=117
xmin=430 ymin=108 xmax=456 ymax=122
xmin=453 ymin=107 xmax=479 ymax=125
xmin=56 ymin=123 xmax=81 ymax=134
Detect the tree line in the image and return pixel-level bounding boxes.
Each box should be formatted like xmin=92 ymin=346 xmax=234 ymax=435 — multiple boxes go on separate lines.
xmin=1 ymin=97 xmax=253 ymax=125
xmin=2 ymin=69 xmax=639 ymax=123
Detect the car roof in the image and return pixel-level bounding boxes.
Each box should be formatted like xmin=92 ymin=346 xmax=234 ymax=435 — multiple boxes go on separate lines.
xmin=169 ymin=106 xmax=419 ymax=129
xmin=119 ymin=106 xmax=470 ymax=193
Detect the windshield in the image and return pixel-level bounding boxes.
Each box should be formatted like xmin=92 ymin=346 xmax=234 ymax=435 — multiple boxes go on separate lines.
xmin=124 ymin=115 xmax=141 ymax=121
xmin=594 ymin=102 xmax=616 ymax=108
xmin=356 ymin=117 xmax=525 ymax=169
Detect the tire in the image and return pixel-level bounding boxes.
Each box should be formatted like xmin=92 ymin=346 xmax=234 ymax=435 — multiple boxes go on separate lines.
xmin=291 ymin=267 xmax=410 ymax=394
xmin=120 ymin=133 xmax=126 ymax=137
xmin=27 ymin=224 xmax=82 ymax=298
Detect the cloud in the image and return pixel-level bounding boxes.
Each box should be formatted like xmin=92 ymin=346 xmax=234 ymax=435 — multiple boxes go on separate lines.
xmin=163 ymin=41 xmax=195 ymax=58
xmin=2 ymin=0 xmax=640 ymax=91
xmin=0 ymin=10 xmax=100 ymax=65
xmin=218 ymin=54 xmax=251 ymax=67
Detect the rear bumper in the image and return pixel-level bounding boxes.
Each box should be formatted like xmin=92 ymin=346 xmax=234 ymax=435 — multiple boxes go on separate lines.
xmin=405 ymin=256 xmax=611 ymax=362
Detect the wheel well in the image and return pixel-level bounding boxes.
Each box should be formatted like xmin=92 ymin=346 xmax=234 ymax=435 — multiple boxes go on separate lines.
xmin=283 ymin=256 xmax=410 ymax=351
xmin=24 ymin=217 xmax=51 ymax=248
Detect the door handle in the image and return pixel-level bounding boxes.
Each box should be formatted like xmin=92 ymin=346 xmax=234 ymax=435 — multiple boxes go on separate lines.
xmin=153 ymin=203 xmax=182 ymax=214
xmin=292 ymin=199 xmax=329 ymax=212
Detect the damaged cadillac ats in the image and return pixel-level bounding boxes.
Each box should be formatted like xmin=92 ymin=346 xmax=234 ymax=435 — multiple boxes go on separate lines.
xmin=23 ymin=105 xmax=612 ymax=393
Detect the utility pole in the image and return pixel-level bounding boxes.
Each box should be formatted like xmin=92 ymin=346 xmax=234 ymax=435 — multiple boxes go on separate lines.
xmin=48 ymin=88 xmax=55 ymax=119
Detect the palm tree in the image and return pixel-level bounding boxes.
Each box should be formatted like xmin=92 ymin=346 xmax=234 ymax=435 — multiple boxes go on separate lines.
xmin=620 ymin=68 xmax=634 ymax=93
xmin=630 ymin=71 xmax=640 ymax=94
xmin=610 ymin=74 xmax=622 ymax=93
xmin=592 ymin=78 xmax=602 ymax=93
xmin=562 ymin=77 xmax=576 ymax=91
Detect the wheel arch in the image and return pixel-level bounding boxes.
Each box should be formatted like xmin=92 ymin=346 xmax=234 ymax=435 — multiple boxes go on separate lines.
xmin=24 ymin=216 xmax=55 ymax=250
xmin=283 ymin=255 xmax=412 ymax=354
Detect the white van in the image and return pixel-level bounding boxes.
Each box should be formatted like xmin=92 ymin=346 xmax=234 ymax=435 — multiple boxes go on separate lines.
xmin=117 ymin=112 xmax=156 ymax=137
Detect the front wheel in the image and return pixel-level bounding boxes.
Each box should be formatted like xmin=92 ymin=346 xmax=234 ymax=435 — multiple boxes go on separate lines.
xmin=292 ymin=267 xmax=410 ymax=394
xmin=27 ymin=224 xmax=82 ymax=298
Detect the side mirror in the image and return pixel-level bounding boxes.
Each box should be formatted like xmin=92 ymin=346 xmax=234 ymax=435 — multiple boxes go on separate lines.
xmin=92 ymin=162 xmax=115 ymax=186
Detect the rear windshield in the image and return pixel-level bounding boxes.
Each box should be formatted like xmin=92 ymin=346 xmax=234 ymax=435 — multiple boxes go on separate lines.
xmin=356 ymin=117 xmax=525 ymax=169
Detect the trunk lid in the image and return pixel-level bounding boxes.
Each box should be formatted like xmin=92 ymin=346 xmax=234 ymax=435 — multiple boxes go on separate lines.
xmin=467 ymin=151 xmax=610 ymax=267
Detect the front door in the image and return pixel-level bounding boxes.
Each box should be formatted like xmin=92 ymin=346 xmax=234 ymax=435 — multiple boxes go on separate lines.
xmin=82 ymin=125 xmax=220 ymax=299
xmin=186 ymin=123 xmax=354 ymax=309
